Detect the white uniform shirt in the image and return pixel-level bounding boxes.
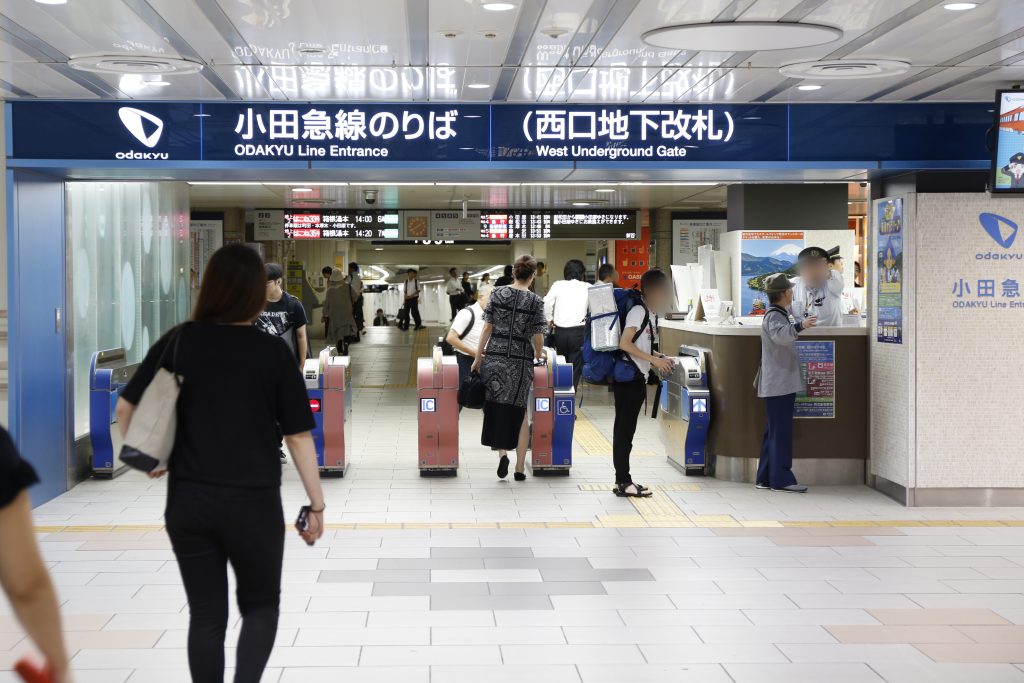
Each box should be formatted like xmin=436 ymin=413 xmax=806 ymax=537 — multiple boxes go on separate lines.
xmin=623 ymin=304 xmax=655 ymax=377
xmin=404 ymin=278 xmax=419 ymax=298
xmin=445 ymin=276 xmax=463 ymax=296
xmin=348 ymin=275 xmax=363 ymax=299
xmin=543 ymin=279 xmax=591 ymax=328
xmin=450 ymin=302 xmax=485 ymax=356
xmin=790 ymin=271 xmax=843 ymax=327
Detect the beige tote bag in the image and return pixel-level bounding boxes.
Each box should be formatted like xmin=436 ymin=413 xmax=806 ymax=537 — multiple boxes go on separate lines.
xmin=119 ymin=325 xmax=186 ymax=473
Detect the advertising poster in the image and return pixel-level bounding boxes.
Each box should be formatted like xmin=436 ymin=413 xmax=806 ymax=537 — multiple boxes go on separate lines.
xmin=993 ymin=90 xmax=1024 ymax=191
xmin=740 ymin=231 xmax=804 ymax=316
xmin=876 ymin=198 xmax=903 ymax=343
xmin=795 ymin=340 xmax=836 ymax=418
xmin=672 ymin=218 xmax=725 ymax=264
xmin=616 ymin=226 xmax=650 ymax=288
xmin=254 ymin=209 xmax=284 ymax=240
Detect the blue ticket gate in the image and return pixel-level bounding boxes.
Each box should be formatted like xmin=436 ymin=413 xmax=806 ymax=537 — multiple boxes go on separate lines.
xmin=89 ymin=348 xmax=140 ymax=478
xmin=302 ymin=347 xmax=352 ymax=477
xmin=659 ymin=345 xmax=711 ymax=475
xmin=530 ymin=347 xmax=575 ymax=475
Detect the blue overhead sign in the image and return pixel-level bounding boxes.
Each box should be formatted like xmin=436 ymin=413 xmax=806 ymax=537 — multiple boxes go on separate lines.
xmin=7 ymin=101 xmax=990 ymax=165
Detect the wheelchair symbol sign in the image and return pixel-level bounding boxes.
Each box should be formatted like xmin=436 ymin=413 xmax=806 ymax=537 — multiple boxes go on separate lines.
xmin=556 ymin=399 xmax=572 ymax=416
xmin=691 ymin=398 xmax=707 ymax=413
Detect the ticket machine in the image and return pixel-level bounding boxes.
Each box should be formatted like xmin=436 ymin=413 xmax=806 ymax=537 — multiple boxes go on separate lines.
xmin=659 ymin=345 xmax=711 ymax=475
xmin=417 ymin=345 xmax=460 ymax=476
xmin=530 ymin=347 xmax=575 ymax=475
xmin=302 ymin=347 xmax=351 ymax=476
xmin=89 ymin=348 xmax=139 ymax=478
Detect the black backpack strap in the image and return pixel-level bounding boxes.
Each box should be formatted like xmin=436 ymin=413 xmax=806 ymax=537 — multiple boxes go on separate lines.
xmin=457 ymin=308 xmax=475 ymax=340
xmin=630 ymin=304 xmax=650 ymax=344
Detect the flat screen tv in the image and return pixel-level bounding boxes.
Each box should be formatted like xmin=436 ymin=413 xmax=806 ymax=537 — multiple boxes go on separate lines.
xmin=992 ymin=89 xmax=1024 ymax=192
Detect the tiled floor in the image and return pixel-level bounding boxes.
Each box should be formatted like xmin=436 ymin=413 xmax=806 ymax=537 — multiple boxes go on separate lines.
xmin=5 ymin=327 xmax=1024 ymax=682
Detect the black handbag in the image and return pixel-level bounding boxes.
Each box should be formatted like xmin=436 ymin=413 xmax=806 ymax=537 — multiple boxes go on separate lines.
xmin=458 ymin=371 xmax=487 ymax=409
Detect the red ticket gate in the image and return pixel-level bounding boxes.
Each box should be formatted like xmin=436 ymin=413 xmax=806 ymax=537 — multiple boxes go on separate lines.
xmin=417 ymin=346 xmax=460 ymax=476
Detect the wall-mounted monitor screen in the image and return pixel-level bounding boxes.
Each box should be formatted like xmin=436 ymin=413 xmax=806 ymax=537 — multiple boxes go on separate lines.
xmin=992 ymin=89 xmax=1024 ymax=193
xmin=282 ymin=210 xmax=401 ymax=239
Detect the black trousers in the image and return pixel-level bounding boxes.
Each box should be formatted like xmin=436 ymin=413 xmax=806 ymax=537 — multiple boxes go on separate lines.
xmin=354 ymin=295 xmax=365 ymax=332
xmin=407 ymin=299 xmax=422 ymax=328
xmin=449 ymin=294 xmax=464 ymax=320
xmin=756 ymin=393 xmax=798 ymax=489
xmin=455 ymin=352 xmax=474 ymax=413
xmin=612 ymin=379 xmax=647 ymax=485
xmin=165 ymin=482 xmax=285 ymax=683
xmin=553 ymin=325 xmax=586 ymax=389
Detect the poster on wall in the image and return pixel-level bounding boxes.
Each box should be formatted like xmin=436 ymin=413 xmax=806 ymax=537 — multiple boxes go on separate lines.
xmin=876 ymin=198 xmax=904 ymax=343
xmin=616 ymin=226 xmax=650 ymax=288
xmin=740 ymin=231 xmax=804 ymax=316
xmin=794 ymin=340 xmax=836 ymax=418
xmin=254 ymin=209 xmax=284 ymax=240
xmin=672 ymin=219 xmax=725 ymax=264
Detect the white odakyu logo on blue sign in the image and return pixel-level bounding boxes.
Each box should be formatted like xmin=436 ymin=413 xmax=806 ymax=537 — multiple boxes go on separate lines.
xmin=118 ymin=107 xmax=164 ymax=148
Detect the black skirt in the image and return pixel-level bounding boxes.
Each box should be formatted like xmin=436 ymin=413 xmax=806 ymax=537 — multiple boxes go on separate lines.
xmin=481 ymin=400 xmax=527 ymax=450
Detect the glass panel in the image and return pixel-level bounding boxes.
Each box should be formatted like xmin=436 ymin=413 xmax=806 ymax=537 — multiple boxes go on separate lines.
xmin=67 ymin=181 xmax=190 ymax=439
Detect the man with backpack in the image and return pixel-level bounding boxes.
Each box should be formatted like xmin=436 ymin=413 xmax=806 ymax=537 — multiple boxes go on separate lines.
xmin=612 ymin=270 xmax=675 ymax=497
xmin=444 ymin=285 xmax=491 ymax=411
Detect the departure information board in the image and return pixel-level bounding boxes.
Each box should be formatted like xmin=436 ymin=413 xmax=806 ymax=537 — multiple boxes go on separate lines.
xmin=479 ymin=210 xmax=637 ymax=240
xmin=282 ymin=210 xmax=401 ymax=239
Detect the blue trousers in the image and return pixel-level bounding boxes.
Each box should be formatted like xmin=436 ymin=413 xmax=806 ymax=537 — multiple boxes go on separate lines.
xmin=756 ymin=393 xmax=797 ymax=489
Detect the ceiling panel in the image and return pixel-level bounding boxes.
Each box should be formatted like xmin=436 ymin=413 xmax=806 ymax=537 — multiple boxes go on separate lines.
xmin=519 ymin=0 xmax=596 ymax=67
xmin=145 ymin=0 xmax=238 ymax=64
xmin=428 ymin=0 xmax=521 ymax=67
xmin=0 ymin=63 xmax=99 ymax=98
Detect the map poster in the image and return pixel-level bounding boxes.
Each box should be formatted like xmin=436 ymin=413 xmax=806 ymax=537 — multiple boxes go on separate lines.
xmin=794 ymin=340 xmax=836 ymax=418
xmin=876 ymin=198 xmax=904 ymax=344
xmin=740 ymin=231 xmax=804 ymax=316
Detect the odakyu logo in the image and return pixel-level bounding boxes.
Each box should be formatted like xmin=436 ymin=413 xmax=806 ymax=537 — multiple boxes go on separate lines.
xmin=116 ymin=107 xmax=169 ymax=159
xmin=977 ymin=212 xmax=1022 ymax=260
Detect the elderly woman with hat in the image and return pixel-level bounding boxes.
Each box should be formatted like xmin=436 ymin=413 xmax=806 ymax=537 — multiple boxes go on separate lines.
xmin=755 ymin=273 xmax=817 ymax=493
xmin=323 ymin=267 xmax=358 ymax=355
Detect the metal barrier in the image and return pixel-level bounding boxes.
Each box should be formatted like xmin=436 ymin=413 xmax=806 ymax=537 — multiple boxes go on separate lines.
xmin=89 ymin=348 xmax=139 ymax=478
xmin=530 ymin=347 xmax=575 ymax=475
xmin=302 ymin=346 xmax=352 ymax=476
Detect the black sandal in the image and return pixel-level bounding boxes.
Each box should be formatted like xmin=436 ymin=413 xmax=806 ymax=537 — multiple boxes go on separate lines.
xmin=613 ymin=483 xmax=653 ymax=497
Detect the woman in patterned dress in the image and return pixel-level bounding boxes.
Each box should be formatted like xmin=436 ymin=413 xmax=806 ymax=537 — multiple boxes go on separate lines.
xmin=472 ymin=255 xmax=547 ymax=481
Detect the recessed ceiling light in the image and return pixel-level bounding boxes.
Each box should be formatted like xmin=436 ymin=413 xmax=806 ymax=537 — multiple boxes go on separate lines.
xmin=34 ymin=0 xmax=68 ymax=4
xmin=467 ymin=83 xmax=490 ymax=89
xmin=374 ymin=247 xmax=384 ymax=251
xmin=572 ymin=201 xmax=590 ymax=206
xmin=291 ymin=187 xmax=313 ymax=192
xmin=148 ymin=80 xmax=172 ymax=87
xmin=465 ymin=247 xmax=475 ymax=251
xmin=482 ymin=2 xmax=515 ymax=11
xmin=642 ymin=22 xmax=842 ymax=52
xmin=943 ymin=2 xmax=977 ymax=10
xmin=797 ymin=84 xmax=822 ymax=91
xmin=595 ymin=188 xmax=616 ymax=193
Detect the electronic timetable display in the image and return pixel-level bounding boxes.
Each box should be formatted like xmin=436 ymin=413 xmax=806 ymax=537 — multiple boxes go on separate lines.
xmin=282 ymin=210 xmax=401 ymax=239
xmin=479 ymin=210 xmax=638 ymax=239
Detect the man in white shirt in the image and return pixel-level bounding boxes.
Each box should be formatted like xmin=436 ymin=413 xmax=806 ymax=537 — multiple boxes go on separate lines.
xmin=403 ymin=268 xmax=424 ymax=330
xmin=445 ymin=267 xmax=464 ymax=321
xmin=543 ymin=259 xmax=592 ymax=389
xmin=446 ymin=285 xmax=491 ymax=408
xmin=790 ymin=246 xmax=844 ymax=327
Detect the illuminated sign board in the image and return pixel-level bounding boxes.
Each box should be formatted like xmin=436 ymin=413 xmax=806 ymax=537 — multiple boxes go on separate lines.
xmin=479 ymin=210 xmax=637 ymax=240
xmin=282 ymin=210 xmax=401 ymax=239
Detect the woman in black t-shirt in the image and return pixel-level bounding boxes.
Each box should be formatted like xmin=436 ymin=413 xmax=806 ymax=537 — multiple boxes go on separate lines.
xmin=0 ymin=428 xmax=72 ymax=683
xmin=118 ymin=243 xmax=326 ymax=683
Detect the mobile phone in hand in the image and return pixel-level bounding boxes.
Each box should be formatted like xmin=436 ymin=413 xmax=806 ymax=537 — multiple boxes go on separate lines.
xmin=294 ymin=505 xmax=315 ymax=546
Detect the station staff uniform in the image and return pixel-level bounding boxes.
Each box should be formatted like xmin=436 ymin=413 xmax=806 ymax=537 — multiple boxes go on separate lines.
xmin=404 ymin=277 xmax=423 ymax=329
xmin=756 ymin=274 xmax=809 ymax=493
xmin=543 ymin=278 xmax=591 ymax=388
xmin=790 ymin=269 xmax=844 ymax=327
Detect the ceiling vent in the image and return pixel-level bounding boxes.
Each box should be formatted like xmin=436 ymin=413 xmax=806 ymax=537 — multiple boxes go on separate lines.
xmin=779 ymin=59 xmax=911 ymax=79
xmin=642 ymin=22 xmax=842 ymax=52
xmin=68 ymin=55 xmax=204 ymax=76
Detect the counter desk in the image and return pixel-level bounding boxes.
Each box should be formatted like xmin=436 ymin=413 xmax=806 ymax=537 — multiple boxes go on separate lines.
xmin=659 ymin=319 xmax=868 ymax=485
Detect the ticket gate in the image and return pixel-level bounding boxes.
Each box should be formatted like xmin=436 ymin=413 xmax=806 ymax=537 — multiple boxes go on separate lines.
xmin=659 ymin=345 xmax=711 ymax=475
xmin=530 ymin=347 xmax=575 ymax=475
xmin=89 ymin=348 xmax=140 ymax=478
xmin=417 ymin=345 xmax=460 ymax=476
xmin=302 ymin=347 xmax=352 ymax=476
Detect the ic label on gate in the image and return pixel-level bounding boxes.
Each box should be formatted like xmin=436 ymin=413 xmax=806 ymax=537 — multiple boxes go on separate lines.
xmin=420 ymin=398 xmax=436 ymax=413
xmin=556 ymin=398 xmax=573 ymax=416
xmin=535 ymin=397 xmax=550 ymax=412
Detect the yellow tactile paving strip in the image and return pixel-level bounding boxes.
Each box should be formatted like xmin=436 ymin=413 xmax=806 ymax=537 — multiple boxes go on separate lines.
xmin=405 ymin=327 xmax=432 ymax=388
xmin=572 ymin=411 xmax=612 ymax=455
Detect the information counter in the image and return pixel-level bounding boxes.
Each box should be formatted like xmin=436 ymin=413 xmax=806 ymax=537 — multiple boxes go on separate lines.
xmin=659 ymin=320 xmax=868 ymax=485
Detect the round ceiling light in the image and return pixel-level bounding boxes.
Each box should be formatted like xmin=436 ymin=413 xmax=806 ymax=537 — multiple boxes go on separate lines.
xmin=68 ymin=55 xmax=203 ymax=75
xmin=780 ymin=59 xmax=911 ymax=79
xmin=642 ymin=21 xmax=842 ymax=52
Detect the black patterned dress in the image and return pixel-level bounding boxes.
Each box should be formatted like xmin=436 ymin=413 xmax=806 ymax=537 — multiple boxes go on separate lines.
xmin=480 ymin=285 xmax=547 ymax=450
